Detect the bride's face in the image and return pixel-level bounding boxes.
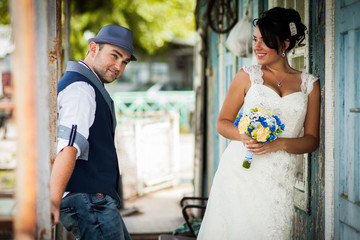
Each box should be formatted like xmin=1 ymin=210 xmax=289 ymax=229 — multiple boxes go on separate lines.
xmin=253 ymin=25 xmax=281 ymax=65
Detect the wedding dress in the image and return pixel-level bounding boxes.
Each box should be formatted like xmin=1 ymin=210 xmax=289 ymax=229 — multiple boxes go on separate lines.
xmin=197 ymin=65 xmax=317 ymax=240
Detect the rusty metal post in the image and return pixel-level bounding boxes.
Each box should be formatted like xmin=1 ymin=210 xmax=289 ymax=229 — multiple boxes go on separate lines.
xmin=35 ymin=1 xmax=52 ymax=239
xmin=48 ymin=0 xmax=62 ymax=165
xmin=47 ymin=0 xmax=62 ymax=239
xmin=10 ymin=0 xmax=54 ymax=239
xmin=48 ymin=0 xmax=63 ymax=239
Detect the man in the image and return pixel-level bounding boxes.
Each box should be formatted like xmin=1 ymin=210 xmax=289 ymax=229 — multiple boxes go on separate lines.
xmin=50 ymin=24 xmax=136 ymax=240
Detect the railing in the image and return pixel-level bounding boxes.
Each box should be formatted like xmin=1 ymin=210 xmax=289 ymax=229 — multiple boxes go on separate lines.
xmin=112 ymin=90 xmax=195 ymax=130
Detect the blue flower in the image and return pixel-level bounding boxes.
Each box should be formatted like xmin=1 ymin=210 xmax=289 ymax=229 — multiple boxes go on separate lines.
xmin=280 ymin=124 xmax=285 ymax=130
xmin=274 ymin=115 xmax=282 ymax=125
xmin=269 ymin=125 xmax=276 ymax=132
xmin=234 ymin=115 xmax=240 ymax=127
xmin=261 ymin=121 xmax=268 ymax=128
xmin=269 ymin=134 xmax=276 ymax=140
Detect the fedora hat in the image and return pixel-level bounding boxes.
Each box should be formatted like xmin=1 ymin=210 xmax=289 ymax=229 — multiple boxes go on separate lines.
xmin=88 ymin=24 xmax=137 ymax=61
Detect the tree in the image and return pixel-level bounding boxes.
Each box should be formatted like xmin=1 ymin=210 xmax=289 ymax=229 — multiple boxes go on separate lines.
xmin=69 ymin=0 xmax=196 ymax=60
xmin=0 ymin=0 xmax=10 ymax=25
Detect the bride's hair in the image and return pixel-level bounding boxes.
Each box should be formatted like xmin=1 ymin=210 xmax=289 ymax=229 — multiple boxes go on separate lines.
xmin=253 ymin=7 xmax=307 ymax=54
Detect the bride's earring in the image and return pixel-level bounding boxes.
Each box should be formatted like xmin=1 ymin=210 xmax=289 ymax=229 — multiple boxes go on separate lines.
xmin=281 ymin=50 xmax=286 ymax=57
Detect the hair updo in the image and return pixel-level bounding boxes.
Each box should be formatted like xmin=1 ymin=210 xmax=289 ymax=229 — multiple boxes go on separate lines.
xmin=253 ymin=7 xmax=307 ymax=54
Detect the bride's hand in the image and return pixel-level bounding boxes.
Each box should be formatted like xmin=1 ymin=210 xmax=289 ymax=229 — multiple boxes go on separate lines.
xmin=247 ymin=139 xmax=282 ymax=155
xmin=241 ymin=135 xmax=264 ymax=149
xmin=243 ymin=139 xmax=265 ymax=152
xmin=241 ymin=135 xmax=281 ymax=154
xmin=240 ymin=134 xmax=255 ymax=146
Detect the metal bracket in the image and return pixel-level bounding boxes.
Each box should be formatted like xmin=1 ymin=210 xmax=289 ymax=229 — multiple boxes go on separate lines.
xmin=350 ymin=108 xmax=360 ymax=113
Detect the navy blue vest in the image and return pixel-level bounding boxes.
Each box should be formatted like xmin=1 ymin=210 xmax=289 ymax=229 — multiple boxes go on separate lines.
xmin=57 ymin=64 xmax=120 ymax=202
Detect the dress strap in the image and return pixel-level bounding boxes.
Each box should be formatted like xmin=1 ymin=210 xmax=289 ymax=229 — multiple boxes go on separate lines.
xmin=243 ymin=65 xmax=264 ymax=85
xmin=300 ymin=72 xmax=318 ymax=95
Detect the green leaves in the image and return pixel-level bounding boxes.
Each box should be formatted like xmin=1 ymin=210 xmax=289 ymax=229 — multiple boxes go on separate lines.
xmin=70 ymin=0 xmax=196 ymax=59
xmin=0 ymin=0 xmax=10 ymax=25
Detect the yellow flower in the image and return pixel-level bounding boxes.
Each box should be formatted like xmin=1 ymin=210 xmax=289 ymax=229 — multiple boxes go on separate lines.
xmin=251 ymin=126 xmax=270 ymax=142
xmin=257 ymin=107 xmax=273 ymax=116
xmin=238 ymin=116 xmax=250 ymax=134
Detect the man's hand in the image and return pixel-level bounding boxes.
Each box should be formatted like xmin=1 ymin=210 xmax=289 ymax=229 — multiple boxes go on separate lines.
xmin=50 ymin=146 xmax=77 ymax=226
xmin=51 ymin=198 xmax=61 ymax=225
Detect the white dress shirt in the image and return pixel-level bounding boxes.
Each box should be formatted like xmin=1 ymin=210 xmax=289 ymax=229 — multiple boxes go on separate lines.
xmin=57 ymin=60 xmax=101 ymax=158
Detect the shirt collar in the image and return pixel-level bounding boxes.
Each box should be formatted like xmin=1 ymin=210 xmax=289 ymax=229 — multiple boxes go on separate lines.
xmin=78 ymin=60 xmax=102 ymax=84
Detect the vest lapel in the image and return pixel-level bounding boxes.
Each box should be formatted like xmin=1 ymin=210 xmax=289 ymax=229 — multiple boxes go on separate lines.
xmin=66 ymin=61 xmax=117 ymax=132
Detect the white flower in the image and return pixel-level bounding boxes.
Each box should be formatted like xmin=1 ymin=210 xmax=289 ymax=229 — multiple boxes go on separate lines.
xmin=265 ymin=117 xmax=276 ymax=127
xmin=248 ymin=111 xmax=260 ymax=122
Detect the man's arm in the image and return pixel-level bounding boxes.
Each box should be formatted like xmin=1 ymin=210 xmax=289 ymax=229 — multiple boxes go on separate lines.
xmin=50 ymin=146 xmax=77 ymax=225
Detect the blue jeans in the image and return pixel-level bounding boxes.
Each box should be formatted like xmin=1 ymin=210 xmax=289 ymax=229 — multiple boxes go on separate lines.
xmin=60 ymin=193 xmax=131 ymax=240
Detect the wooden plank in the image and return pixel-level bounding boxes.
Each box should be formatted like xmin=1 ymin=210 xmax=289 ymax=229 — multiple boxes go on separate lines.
xmin=335 ymin=0 xmax=360 ymax=238
xmin=338 ymin=1 xmax=360 ymax=33
xmin=339 ymin=197 xmax=360 ymax=231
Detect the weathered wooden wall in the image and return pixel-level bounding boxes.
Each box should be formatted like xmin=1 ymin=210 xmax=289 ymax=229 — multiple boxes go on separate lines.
xmin=293 ymin=0 xmax=326 ymax=239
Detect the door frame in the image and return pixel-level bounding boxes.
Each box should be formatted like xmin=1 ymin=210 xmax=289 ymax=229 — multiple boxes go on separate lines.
xmin=324 ymin=0 xmax=335 ymax=239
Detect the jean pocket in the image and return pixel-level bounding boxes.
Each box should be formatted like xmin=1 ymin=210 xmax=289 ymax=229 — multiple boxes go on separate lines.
xmin=90 ymin=194 xmax=118 ymax=211
xmin=60 ymin=207 xmax=80 ymax=239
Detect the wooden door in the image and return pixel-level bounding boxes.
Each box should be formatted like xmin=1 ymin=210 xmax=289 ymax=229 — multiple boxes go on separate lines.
xmin=334 ymin=0 xmax=360 ymax=239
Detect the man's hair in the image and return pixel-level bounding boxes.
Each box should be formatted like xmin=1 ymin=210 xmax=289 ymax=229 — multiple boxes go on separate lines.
xmin=86 ymin=43 xmax=105 ymax=56
xmin=97 ymin=43 xmax=105 ymax=51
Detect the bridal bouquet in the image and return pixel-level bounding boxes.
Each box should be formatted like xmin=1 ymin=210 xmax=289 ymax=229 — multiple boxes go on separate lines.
xmin=234 ymin=107 xmax=285 ymax=168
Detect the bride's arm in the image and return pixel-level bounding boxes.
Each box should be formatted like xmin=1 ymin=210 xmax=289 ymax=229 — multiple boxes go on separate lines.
xmin=251 ymin=80 xmax=321 ymax=155
xmin=216 ymin=69 xmax=252 ymax=142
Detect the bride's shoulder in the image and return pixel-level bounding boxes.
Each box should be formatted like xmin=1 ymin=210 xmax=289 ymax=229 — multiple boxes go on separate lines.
xmin=241 ymin=65 xmax=263 ymax=85
xmin=242 ymin=65 xmax=262 ymax=75
xmin=300 ymin=71 xmax=318 ymax=95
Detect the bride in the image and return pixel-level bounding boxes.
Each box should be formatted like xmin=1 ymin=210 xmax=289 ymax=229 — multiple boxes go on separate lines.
xmin=197 ymin=7 xmax=320 ymax=240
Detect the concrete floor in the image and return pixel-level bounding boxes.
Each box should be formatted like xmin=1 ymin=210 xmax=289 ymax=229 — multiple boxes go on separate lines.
xmin=121 ymin=132 xmax=195 ymax=239
xmin=122 ymin=183 xmax=194 ymax=238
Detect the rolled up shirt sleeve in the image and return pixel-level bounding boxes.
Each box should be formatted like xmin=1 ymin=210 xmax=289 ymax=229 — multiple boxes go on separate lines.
xmin=57 ymin=81 xmax=96 ymax=160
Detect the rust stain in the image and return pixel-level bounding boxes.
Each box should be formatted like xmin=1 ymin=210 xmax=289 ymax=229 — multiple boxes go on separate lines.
xmin=48 ymin=0 xmax=62 ymax=168
xmin=39 ymin=227 xmax=51 ymax=240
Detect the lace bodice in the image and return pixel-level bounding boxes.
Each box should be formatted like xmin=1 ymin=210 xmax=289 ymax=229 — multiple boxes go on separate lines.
xmin=242 ymin=65 xmax=317 ymax=138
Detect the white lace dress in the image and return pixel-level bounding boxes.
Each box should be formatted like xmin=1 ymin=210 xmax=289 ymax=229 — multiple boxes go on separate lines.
xmin=197 ymin=65 xmax=317 ymax=240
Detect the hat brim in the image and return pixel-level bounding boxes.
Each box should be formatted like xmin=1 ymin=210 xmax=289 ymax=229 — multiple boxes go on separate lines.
xmin=89 ymin=38 xmax=137 ymax=61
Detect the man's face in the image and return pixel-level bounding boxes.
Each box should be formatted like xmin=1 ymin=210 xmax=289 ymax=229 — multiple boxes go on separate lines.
xmin=91 ymin=43 xmax=131 ymax=84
